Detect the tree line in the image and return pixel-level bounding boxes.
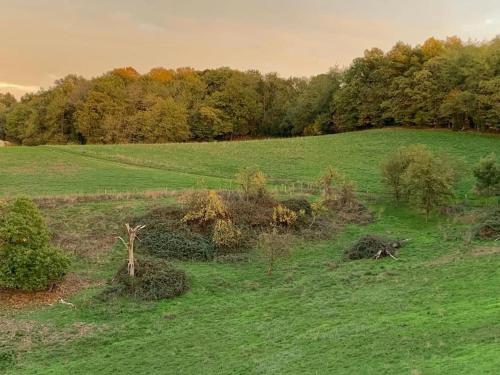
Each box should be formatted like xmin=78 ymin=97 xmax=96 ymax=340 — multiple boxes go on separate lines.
xmin=0 ymin=35 xmax=499 ymax=145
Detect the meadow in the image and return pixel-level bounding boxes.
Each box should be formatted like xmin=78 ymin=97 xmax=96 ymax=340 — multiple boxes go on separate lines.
xmin=0 ymin=128 xmax=499 ymax=374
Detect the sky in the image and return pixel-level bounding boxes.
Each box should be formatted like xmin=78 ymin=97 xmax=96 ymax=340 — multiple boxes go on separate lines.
xmin=1 ymin=0 xmax=499 ymax=97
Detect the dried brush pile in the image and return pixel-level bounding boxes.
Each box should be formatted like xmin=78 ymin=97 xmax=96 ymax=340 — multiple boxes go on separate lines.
xmin=345 ymin=235 xmax=402 ymax=260
xmin=473 ymin=206 xmax=500 ymax=240
xmin=101 ymin=257 xmax=189 ymax=301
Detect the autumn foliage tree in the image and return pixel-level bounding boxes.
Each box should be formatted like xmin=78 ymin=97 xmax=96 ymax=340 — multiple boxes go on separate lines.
xmin=1 ymin=36 xmax=499 ymax=145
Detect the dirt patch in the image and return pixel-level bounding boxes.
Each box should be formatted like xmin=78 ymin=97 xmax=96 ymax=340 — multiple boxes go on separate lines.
xmin=34 ymin=189 xmax=176 ymax=208
xmin=4 ymin=165 xmax=38 ymax=174
xmin=0 ymin=318 xmax=102 ymax=353
xmin=471 ymin=246 xmax=500 ymax=257
xmin=0 ymin=274 xmax=96 ymax=309
xmin=424 ymin=253 xmax=461 ymax=266
xmin=424 ymin=246 xmax=500 ymax=266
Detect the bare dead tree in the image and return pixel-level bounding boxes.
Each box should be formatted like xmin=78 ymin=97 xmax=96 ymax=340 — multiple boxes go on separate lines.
xmin=118 ymin=224 xmax=146 ymax=277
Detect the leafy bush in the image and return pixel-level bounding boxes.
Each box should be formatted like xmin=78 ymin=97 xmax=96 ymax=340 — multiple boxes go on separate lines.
xmin=0 ymin=197 xmax=50 ymax=249
xmin=0 ymin=198 xmax=69 ymax=290
xmin=381 ymin=145 xmax=459 ymax=218
xmin=0 ymin=347 xmax=15 ymax=371
xmin=235 ymin=167 xmax=268 ymax=199
xmin=212 ymin=219 xmax=242 ymax=249
xmin=139 ymin=227 xmax=215 ymax=260
xmin=316 ymin=166 xmax=344 ymax=204
xmin=473 ymin=207 xmax=500 ymax=239
xmin=473 ymin=153 xmax=500 ymax=196
xmin=402 ymin=152 xmax=458 ymax=219
xmin=331 ymin=180 xmax=358 ymax=211
xmin=281 ymin=197 xmax=312 ymax=227
xmin=181 ymin=190 xmax=228 ymax=227
xmin=257 ymin=230 xmax=293 ymax=275
xmin=345 ymin=235 xmax=402 ymax=260
xmin=381 ymin=145 xmax=431 ymax=202
xmin=272 ymin=204 xmax=298 ymax=228
xmin=222 ymin=191 xmax=276 ymax=228
xmin=105 ymin=257 xmax=189 ymax=301
xmin=281 ymin=197 xmax=312 ymax=216
xmin=0 ymin=245 xmax=70 ymax=290
xmin=134 ymin=205 xmax=185 ymax=229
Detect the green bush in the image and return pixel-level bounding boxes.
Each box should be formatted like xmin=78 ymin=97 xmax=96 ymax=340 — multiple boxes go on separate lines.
xmin=402 ymin=152 xmax=458 ymax=219
xmin=473 ymin=207 xmax=500 ymax=239
xmin=473 ymin=153 xmax=500 ymax=196
xmin=235 ymin=167 xmax=269 ymax=199
xmin=139 ymin=225 xmax=215 ymax=260
xmin=381 ymin=145 xmax=431 ymax=202
xmin=106 ymin=257 xmax=189 ymax=301
xmin=281 ymin=198 xmax=312 ymax=216
xmin=0 ymin=346 xmax=15 ymax=371
xmin=0 ymin=198 xmax=69 ymax=290
xmin=0 ymin=245 xmax=69 ymax=290
xmin=134 ymin=206 xmax=216 ymax=260
xmin=0 ymin=198 xmax=50 ymax=248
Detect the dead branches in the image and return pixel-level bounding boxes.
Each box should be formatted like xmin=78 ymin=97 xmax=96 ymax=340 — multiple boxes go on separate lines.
xmin=118 ymin=224 xmax=146 ymax=277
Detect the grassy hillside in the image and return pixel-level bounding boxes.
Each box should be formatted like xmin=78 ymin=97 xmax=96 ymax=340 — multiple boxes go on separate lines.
xmin=1 ymin=128 xmax=498 ymax=197
xmin=1 ymin=129 xmax=499 ymax=374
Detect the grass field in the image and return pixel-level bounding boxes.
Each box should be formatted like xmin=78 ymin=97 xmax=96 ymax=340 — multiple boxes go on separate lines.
xmin=1 ymin=129 xmax=499 ymax=374
xmin=1 ymin=128 xmax=498 ymax=197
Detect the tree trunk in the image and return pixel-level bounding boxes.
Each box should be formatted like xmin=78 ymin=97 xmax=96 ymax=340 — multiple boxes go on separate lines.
xmin=118 ymin=224 xmax=146 ymax=277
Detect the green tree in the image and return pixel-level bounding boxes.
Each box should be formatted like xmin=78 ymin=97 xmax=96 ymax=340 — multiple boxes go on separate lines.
xmin=0 ymin=93 xmax=17 ymax=139
xmin=401 ymin=152 xmax=458 ymax=220
xmin=473 ymin=153 xmax=500 ymax=196
xmin=141 ymin=97 xmax=190 ymax=143
xmin=381 ymin=145 xmax=431 ymax=202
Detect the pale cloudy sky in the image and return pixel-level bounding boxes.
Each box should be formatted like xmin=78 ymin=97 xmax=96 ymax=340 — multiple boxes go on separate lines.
xmin=0 ymin=0 xmax=499 ymax=97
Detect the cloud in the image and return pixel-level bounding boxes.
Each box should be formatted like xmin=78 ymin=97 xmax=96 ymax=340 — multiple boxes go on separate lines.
xmin=0 ymin=82 xmax=39 ymax=92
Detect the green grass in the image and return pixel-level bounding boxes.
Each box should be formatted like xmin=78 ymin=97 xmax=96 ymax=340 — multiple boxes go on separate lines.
xmin=1 ymin=128 xmax=498 ymax=196
xmin=1 ymin=129 xmax=499 ymax=374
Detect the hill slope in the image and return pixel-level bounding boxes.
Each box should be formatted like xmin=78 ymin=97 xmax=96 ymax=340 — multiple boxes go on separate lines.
xmin=0 ymin=128 xmax=498 ymax=197
xmin=1 ymin=129 xmax=499 ymax=374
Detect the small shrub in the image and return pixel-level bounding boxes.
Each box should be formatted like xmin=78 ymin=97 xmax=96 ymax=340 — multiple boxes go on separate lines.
xmin=222 ymin=191 xmax=276 ymax=228
xmin=181 ymin=190 xmax=228 ymax=227
xmin=402 ymin=151 xmax=458 ymax=220
xmin=381 ymin=145 xmax=431 ymax=202
xmin=281 ymin=198 xmax=312 ymax=216
xmin=106 ymin=257 xmax=189 ymax=301
xmin=139 ymin=228 xmax=215 ymax=260
xmin=0 ymin=245 xmax=69 ymax=290
xmin=133 ymin=205 xmax=215 ymax=261
xmin=212 ymin=219 xmax=242 ymax=249
xmin=0 ymin=197 xmax=50 ymax=249
xmin=257 ymin=230 xmax=293 ymax=275
xmin=331 ymin=180 xmax=358 ymax=211
xmin=345 ymin=235 xmax=402 ymax=260
xmin=272 ymin=204 xmax=298 ymax=228
xmin=235 ymin=167 xmax=268 ymax=199
xmin=473 ymin=153 xmax=500 ymax=196
xmin=0 ymin=198 xmax=69 ymax=290
xmin=316 ymin=166 xmax=344 ymax=204
xmin=0 ymin=347 xmax=15 ymax=371
xmin=135 ymin=205 xmax=185 ymax=228
xmin=473 ymin=207 xmax=500 ymax=239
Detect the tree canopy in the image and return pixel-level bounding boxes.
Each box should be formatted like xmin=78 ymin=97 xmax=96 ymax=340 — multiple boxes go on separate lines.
xmin=1 ymin=36 xmax=499 ymax=145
